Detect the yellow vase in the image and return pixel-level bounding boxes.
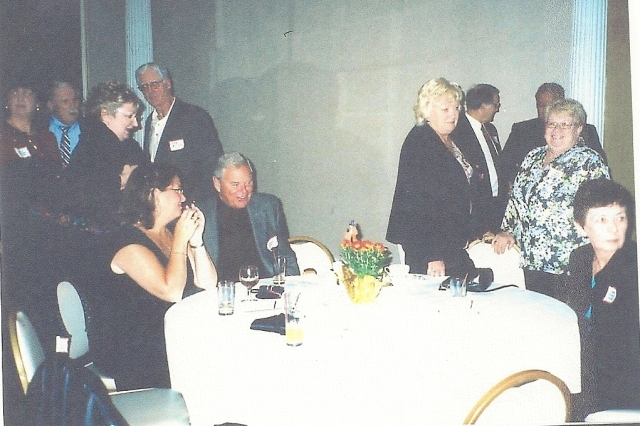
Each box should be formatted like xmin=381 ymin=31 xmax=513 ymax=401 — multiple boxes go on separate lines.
xmin=341 ymin=266 xmax=383 ymax=304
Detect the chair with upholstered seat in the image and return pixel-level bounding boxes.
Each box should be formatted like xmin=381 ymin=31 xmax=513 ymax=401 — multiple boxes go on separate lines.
xmin=14 ymin=306 xmax=191 ymax=426
xmin=57 ymin=281 xmax=117 ymax=392
xmin=466 ymin=239 xmax=525 ymax=288
xmin=8 ymin=310 xmax=46 ymax=394
xmin=288 ymin=236 xmax=335 ymax=275
xmin=463 ymin=369 xmax=570 ymax=424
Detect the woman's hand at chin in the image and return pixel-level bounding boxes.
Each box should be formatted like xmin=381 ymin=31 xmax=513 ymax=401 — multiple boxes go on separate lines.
xmin=173 ymin=207 xmax=200 ymax=247
xmin=187 ymin=206 xmax=206 ymax=247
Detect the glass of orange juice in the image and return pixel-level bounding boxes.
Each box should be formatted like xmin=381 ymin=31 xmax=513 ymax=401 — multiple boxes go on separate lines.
xmin=284 ymin=291 xmax=304 ymax=346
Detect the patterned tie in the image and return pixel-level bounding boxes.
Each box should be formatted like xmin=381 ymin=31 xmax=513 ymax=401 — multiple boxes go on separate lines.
xmin=60 ymin=125 xmax=72 ymax=166
xmin=481 ymin=124 xmax=500 ymax=161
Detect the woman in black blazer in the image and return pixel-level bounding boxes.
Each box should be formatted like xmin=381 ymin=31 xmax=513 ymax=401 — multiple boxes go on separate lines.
xmin=386 ymin=78 xmax=482 ymax=277
xmin=559 ymin=178 xmax=640 ymax=420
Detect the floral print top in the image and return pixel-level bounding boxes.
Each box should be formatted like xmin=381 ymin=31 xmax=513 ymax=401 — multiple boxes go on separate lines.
xmin=501 ymin=145 xmax=609 ymax=274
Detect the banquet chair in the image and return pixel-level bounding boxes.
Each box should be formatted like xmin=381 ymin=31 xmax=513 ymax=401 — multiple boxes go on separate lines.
xmin=57 ymin=280 xmax=117 ymax=392
xmin=466 ymin=239 xmax=525 ymax=288
xmin=397 ymin=244 xmax=406 ymax=265
xmin=463 ymin=369 xmax=570 ymax=425
xmin=28 ymin=353 xmax=129 ymax=426
xmin=56 ymin=282 xmax=192 ymax=425
xmin=288 ymin=236 xmax=335 ymax=274
xmin=8 ymin=310 xmax=46 ymax=394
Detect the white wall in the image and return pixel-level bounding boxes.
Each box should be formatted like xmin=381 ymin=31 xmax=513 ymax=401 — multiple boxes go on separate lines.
xmin=152 ymin=0 xmax=575 ymax=259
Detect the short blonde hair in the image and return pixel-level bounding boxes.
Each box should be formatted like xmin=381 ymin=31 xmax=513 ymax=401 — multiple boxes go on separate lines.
xmin=545 ymin=98 xmax=586 ymax=127
xmin=414 ymin=78 xmax=463 ymax=125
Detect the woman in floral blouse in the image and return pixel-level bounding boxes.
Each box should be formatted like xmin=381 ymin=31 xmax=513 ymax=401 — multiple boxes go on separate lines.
xmin=492 ymin=98 xmax=609 ymax=297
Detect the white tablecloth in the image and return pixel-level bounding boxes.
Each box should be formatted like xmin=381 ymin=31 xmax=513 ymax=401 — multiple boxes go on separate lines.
xmin=164 ymin=274 xmax=580 ymax=426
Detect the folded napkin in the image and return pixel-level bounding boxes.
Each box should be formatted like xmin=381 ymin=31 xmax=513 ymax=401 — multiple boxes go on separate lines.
xmin=255 ymin=285 xmax=284 ymax=299
xmin=250 ymin=313 xmax=285 ymax=335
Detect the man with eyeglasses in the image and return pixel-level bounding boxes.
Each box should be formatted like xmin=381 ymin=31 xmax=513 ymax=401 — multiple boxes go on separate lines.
xmin=501 ymin=82 xmax=606 ymax=187
xmin=135 ymin=62 xmax=224 ymax=203
xmin=452 ymin=84 xmax=506 ymax=235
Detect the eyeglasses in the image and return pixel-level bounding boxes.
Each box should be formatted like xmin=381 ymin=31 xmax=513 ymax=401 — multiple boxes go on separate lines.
xmin=137 ymin=80 xmax=164 ymax=91
xmin=546 ymin=122 xmax=576 ymax=130
xmin=115 ymin=109 xmax=137 ymax=120
xmin=168 ymin=188 xmax=184 ymax=195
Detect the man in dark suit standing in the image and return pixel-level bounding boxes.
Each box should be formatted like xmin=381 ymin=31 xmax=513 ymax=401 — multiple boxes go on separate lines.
xmin=452 ymin=84 xmax=506 ymax=235
xmin=501 ymin=82 xmax=606 ymax=186
xmin=135 ymin=62 xmax=224 ymax=203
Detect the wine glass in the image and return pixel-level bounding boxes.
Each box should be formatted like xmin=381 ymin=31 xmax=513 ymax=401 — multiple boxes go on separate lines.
xmin=239 ymin=265 xmax=260 ymax=301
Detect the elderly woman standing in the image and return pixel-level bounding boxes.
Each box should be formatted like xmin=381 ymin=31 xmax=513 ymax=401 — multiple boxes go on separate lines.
xmin=493 ymin=99 xmax=609 ymax=296
xmin=387 ymin=78 xmax=480 ymax=277
xmin=61 ymin=81 xmax=146 ymax=229
xmin=1 ymin=84 xmax=61 ymax=338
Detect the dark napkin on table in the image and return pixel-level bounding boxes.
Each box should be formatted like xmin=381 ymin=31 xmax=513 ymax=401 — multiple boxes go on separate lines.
xmin=250 ymin=313 xmax=285 ymax=335
xmin=255 ymin=285 xmax=284 ymax=299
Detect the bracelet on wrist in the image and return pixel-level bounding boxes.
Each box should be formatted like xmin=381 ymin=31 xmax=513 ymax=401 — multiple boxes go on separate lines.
xmin=189 ymin=242 xmax=205 ymax=249
xmin=171 ymin=250 xmax=188 ymax=256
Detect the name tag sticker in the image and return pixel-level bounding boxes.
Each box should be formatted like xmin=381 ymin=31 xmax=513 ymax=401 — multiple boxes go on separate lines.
xmin=169 ymin=139 xmax=185 ymax=151
xmin=603 ymin=286 xmax=617 ymax=304
xmin=14 ymin=146 xmax=31 ymax=158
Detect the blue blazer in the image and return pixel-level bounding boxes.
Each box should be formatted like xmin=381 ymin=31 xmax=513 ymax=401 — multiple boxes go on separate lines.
xmin=201 ymin=192 xmax=299 ymax=277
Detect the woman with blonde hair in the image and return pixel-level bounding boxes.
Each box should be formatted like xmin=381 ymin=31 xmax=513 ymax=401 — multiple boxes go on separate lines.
xmin=387 ymin=78 xmax=482 ymax=277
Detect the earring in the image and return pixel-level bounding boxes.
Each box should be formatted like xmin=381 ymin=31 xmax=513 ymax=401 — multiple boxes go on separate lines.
xmin=35 ymin=104 xmax=40 ymax=112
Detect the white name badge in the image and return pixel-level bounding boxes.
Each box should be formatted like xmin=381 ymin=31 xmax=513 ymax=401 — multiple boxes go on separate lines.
xmin=169 ymin=139 xmax=185 ymax=151
xmin=603 ymin=286 xmax=617 ymax=304
xmin=14 ymin=146 xmax=31 ymax=158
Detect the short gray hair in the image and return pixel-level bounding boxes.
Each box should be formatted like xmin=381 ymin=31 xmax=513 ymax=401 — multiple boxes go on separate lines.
xmin=213 ymin=152 xmax=253 ymax=179
xmin=135 ymin=62 xmax=172 ymax=85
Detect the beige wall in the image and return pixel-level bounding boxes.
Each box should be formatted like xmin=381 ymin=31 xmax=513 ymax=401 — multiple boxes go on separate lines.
xmin=86 ymin=0 xmax=631 ymax=258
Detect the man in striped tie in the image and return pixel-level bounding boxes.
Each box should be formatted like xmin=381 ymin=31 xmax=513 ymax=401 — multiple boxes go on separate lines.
xmin=47 ymin=81 xmax=82 ymax=166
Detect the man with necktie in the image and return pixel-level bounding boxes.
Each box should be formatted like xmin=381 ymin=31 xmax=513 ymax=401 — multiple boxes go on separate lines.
xmin=47 ymin=81 xmax=82 ymax=167
xmin=452 ymin=83 xmax=506 ymax=235
xmin=135 ymin=62 xmax=224 ymax=203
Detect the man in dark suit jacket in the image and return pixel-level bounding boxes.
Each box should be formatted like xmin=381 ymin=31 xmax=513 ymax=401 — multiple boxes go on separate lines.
xmin=501 ymin=82 xmax=606 ymax=186
xmin=202 ymin=152 xmax=299 ymax=281
xmin=136 ymin=62 xmax=224 ymax=203
xmin=452 ymin=84 xmax=507 ymax=234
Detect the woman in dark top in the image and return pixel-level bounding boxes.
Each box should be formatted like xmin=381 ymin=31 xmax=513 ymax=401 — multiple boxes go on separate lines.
xmin=558 ymin=178 xmax=640 ymax=420
xmin=0 ymin=84 xmax=62 ymax=339
xmin=386 ymin=77 xmax=480 ymax=277
xmin=91 ymin=162 xmax=217 ymax=390
xmin=61 ymin=81 xmax=146 ymax=229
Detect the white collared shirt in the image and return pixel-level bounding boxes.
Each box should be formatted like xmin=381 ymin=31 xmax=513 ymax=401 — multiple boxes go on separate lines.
xmin=467 ymin=113 xmax=499 ymax=197
xmin=148 ymin=98 xmax=176 ymax=162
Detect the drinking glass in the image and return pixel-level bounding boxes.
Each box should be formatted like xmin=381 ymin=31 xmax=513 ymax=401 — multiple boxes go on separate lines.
xmin=239 ymin=265 xmax=260 ymax=301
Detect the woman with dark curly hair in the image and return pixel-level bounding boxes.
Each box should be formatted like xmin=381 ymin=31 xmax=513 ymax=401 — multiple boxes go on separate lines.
xmin=60 ymin=81 xmax=147 ymax=228
xmin=89 ymin=162 xmax=217 ymax=390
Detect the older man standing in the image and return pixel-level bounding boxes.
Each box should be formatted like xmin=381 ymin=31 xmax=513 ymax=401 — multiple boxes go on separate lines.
xmin=47 ymin=81 xmax=82 ymax=166
xmin=136 ymin=62 xmax=224 ymax=202
xmin=452 ymin=83 xmax=506 ymax=235
xmin=201 ymin=152 xmax=299 ymax=281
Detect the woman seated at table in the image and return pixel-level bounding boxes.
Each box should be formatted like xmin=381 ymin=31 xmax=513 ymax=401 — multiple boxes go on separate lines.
xmin=386 ymin=77 xmax=480 ymax=277
xmin=492 ymin=99 xmax=609 ymax=297
xmin=558 ymin=178 xmax=640 ymax=420
xmin=90 ymin=162 xmax=218 ymax=390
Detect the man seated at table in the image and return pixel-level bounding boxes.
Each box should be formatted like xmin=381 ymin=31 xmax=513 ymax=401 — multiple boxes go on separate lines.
xmin=202 ymin=152 xmax=299 ymax=281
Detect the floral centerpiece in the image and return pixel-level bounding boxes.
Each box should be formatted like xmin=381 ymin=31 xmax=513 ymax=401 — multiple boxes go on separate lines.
xmin=338 ymin=222 xmax=391 ymax=303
